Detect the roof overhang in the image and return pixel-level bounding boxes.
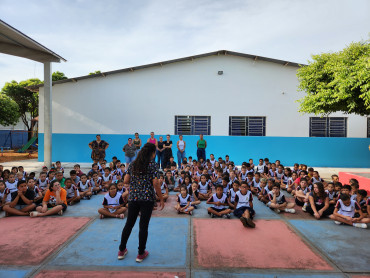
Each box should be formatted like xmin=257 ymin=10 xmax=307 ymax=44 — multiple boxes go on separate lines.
xmin=0 ymin=19 xmax=66 ymax=63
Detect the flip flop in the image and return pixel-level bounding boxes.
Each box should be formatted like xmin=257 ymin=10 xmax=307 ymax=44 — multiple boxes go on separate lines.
xmin=30 ymin=211 xmax=39 ymax=217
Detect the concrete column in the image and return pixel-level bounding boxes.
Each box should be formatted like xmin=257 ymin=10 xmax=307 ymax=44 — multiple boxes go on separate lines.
xmin=44 ymin=62 xmax=52 ymax=167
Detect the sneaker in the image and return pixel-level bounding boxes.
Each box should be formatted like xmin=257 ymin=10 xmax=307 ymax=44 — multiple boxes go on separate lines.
xmin=284 ymin=208 xmax=296 ymax=214
xmin=334 ymin=221 xmax=342 ymax=225
xmin=246 ymin=218 xmax=256 ymax=228
xmin=100 ymin=214 xmax=105 ymax=219
xmin=118 ymin=248 xmax=128 ymax=260
xmin=240 ymin=217 xmax=248 ymax=227
xmin=353 ymin=223 xmax=367 ymax=229
xmin=226 ymin=213 xmax=231 ymax=219
xmin=274 ymin=209 xmax=281 ymax=214
xmin=58 ymin=210 xmax=63 ymax=216
xmin=193 ymin=205 xmax=198 ymax=209
xmin=188 ymin=211 xmax=192 ymax=216
xmin=136 ymin=250 xmax=149 ymax=263
xmin=210 ymin=213 xmax=215 ymax=218
xmin=87 ymin=196 xmax=91 ymax=200
xmin=302 ymin=203 xmax=307 ymax=212
xmin=222 ymin=214 xmax=228 ymax=219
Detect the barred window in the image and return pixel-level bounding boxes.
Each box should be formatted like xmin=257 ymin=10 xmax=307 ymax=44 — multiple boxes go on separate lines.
xmin=229 ymin=116 xmax=266 ymax=136
xmin=367 ymin=118 xmax=370 ymax=138
xmin=175 ymin=116 xmax=211 ymax=135
xmin=309 ymin=117 xmax=347 ymax=137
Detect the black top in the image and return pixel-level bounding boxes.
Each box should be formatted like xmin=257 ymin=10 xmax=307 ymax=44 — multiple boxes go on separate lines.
xmin=157 ymin=141 xmax=164 ymax=150
xmin=11 ymin=189 xmax=35 ymax=205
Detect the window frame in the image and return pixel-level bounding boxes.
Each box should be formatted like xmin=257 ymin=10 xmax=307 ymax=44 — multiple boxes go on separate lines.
xmin=309 ymin=117 xmax=347 ymax=137
xmin=174 ymin=115 xmax=211 ymax=135
xmin=229 ymin=116 xmax=266 ymax=136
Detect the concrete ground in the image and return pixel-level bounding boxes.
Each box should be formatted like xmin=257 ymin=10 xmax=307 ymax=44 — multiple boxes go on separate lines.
xmin=0 ymin=160 xmax=369 ymax=278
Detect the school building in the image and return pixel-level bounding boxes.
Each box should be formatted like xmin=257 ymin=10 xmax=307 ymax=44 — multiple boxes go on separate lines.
xmin=36 ymin=50 xmax=370 ymax=167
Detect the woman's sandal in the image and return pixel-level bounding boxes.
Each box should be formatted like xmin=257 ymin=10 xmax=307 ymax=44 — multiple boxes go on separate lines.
xmin=117 ymin=214 xmax=125 ymax=219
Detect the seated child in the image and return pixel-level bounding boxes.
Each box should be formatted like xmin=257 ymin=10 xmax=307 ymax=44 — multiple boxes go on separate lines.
xmin=98 ymin=183 xmax=127 ymax=219
xmin=55 ymin=161 xmax=64 ymax=173
xmin=233 ymin=181 xmax=255 ymax=228
xmin=36 ymin=172 xmax=50 ymax=195
xmin=221 ymin=176 xmax=230 ymax=194
xmin=90 ymin=172 xmax=102 ymax=194
xmin=27 ymin=178 xmax=43 ymax=205
xmin=357 ymin=189 xmax=368 ymax=217
xmin=69 ymin=170 xmax=80 ymax=185
xmin=294 ymin=178 xmax=311 ymax=210
xmin=182 ymin=175 xmax=192 ymax=192
xmin=0 ymin=180 xmax=11 ymax=210
xmin=165 ymin=170 xmax=176 ymax=191
xmin=189 ymin=182 xmax=201 ymax=208
xmin=227 ymin=180 xmax=240 ymax=210
xmin=350 ymin=182 xmax=359 ymax=201
xmin=325 ymin=182 xmax=338 ymax=207
xmin=198 ymin=174 xmax=212 ymax=200
xmin=259 ymin=178 xmax=274 ymax=204
xmin=77 ymin=174 xmax=93 ymax=200
xmin=74 ymin=164 xmax=85 ymax=177
xmin=175 ymin=186 xmax=194 ymax=215
xmin=156 ymin=175 xmax=169 ymax=202
xmin=306 ymin=182 xmax=332 ymax=218
xmin=329 ymin=194 xmax=367 ymax=228
xmin=207 ymin=184 xmax=232 ymax=218
xmin=257 ymin=178 xmax=267 ymax=200
xmin=267 ymin=182 xmax=295 ymax=214
xmin=30 ymin=180 xmax=68 ymax=217
xmin=65 ymin=178 xmax=81 ymax=206
xmin=102 ymin=167 xmax=113 ymax=191
xmin=3 ymin=180 xmax=36 ymax=216
xmin=5 ymin=173 xmax=18 ymax=194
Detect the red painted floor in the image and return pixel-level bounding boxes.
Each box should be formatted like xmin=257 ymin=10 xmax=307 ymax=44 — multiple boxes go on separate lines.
xmin=35 ymin=270 xmax=186 ymax=278
xmin=193 ymin=219 xmax=333 ymax=270
xmin=0 ymin=217 xmax=90 ymax=265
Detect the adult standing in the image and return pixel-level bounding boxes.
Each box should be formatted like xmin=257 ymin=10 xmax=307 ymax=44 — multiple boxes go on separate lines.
xmin=133 ymin=133 xmax=142 ymax=157
xmin=196 ymin=134 xmax=207 ymax=162
xmin=88 ymin=135 xmax=109 ymax=163
xmin=147 ymin=132 xmax=158 ymax=146
xmin=118 ymin=143 xmax=164 ymax=262
xmin=123 ymin=138 xmax=137 ymax=170
xmin=176 ymin=135 xmax=186 ymax=169
xmin=156 ymin=136 xmax=164 ymax=169
xmin=162 ymin=134 xmax=173 ymax=169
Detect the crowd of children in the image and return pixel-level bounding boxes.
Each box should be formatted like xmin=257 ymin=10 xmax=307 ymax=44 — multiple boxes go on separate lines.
xmin=0 ymin=155 xmax=369 ymax=229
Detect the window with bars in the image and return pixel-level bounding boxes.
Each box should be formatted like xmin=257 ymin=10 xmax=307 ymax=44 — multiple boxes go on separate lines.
xmin=229 ymin=116 xmax=266 ymax=136
xmin=367 ymin=118 xmax=370 ymax=138
xmin=174 ymin=116 xmax=211 ymax=135
xmin=309 ymin=117 xmax=347 ymax=137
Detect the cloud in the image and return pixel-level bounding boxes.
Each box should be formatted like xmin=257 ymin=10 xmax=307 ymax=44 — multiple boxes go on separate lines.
xmin=0 ymin=0 xmax=369 ymax=87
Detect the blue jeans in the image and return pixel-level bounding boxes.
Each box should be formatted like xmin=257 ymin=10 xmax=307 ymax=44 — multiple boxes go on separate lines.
xmin=125 ymin=156 xmax=135 ymax=165
xmin=156 ymin=150 xmax=164 ymax=169
xmin=177 ymin=150 xmax=186 ymax=168
xmin=197 ymin=148 xmax=206 ymax=161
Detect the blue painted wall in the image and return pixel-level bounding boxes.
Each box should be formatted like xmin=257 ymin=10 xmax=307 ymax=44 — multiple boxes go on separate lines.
xmin=38 ymin=133 xmax=370 ymax=167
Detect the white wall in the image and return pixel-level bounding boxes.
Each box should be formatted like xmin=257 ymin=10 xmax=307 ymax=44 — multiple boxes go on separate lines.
xmin=0 ymin=115 xmax=29 ymax=131
xmin=39 ymin=54 xmax=367 ymax=137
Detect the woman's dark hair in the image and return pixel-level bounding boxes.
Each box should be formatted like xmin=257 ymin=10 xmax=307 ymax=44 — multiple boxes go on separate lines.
xmin=49 ymin=180 xmax=60 ymax=191
xmin=132 ymin=143 xmax=156 ymax=176
xmin=313 ymin=182 xmax=326 ymax=200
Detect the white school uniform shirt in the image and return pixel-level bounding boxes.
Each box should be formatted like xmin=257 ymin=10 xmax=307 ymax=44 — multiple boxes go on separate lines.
xmin=253 ymin=179 xmax=261 ymax=191
xmin=5 ymin=181 xmax=17 ymax=193
xmin=0 ymin=188 xmax=12 ymax=203
xmin=177 ymin=194 xmax=191 ymax=206
xmin=198 ymin=181 xmax=210 ymax=194
xmin=103 ymin=192 xmax=122 ymax=213
xmin=66 ymin=185 xmax=79 ymax=198
xmin=235 ymin=190 xmax=253 ymax=209
xmin=209 ymin=193 xmax=228 ymax=209
xmin=325 ymin=190 xmax=337 ymax=200
xmin=275 ymin=170 xmax=284 ymax=180
xmin=256 ymin=164 xmax=265 ymax=174
xmin=160 ymin=182 xmax=167 ymax=194
xmin=311 ymin=177 xmax=324 ymax=184
xmin=239 ymin=172 xmax=248 ymax=181
xmin=335 ymin=199 xmax=360 ymax=218
xmin=228 ymin=188 xmax=238 ymax=203
xmin=78 ymin=181 xmax=91 ymax=192
xmin=37 ymin=178 xmax=49 ymax=190
xmin=209 ymin=159 xmax=216 ymax=167
xmin=90 ymin=177 xmax=102 ymax=188
xmin=102 ymin=174 xmax=112 ymax=182
xmin=269 ymin=169 xmax=276 ymax=177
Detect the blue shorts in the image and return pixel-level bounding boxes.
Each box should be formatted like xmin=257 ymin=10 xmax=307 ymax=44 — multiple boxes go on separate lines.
xmin=125 ymin=156 xmax=135 ymax=164
xmin=233 ymin=207 xmax=255 ymax=219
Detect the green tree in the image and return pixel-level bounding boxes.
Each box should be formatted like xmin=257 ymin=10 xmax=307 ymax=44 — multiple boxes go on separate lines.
xmin=297 ymin=40 xmax=370 ymax=116
xmin=52 ymin=71 xmax=68 ymax=81
xmin=89 ymin=70 xmax=101 ymax=75
xmin=1 ymin=78 xmax=42 ymax=138
xmin=0 ymin=94 xmax=20 ymax=126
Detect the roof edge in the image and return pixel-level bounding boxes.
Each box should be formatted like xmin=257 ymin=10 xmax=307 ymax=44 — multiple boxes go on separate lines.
xmin=29 ymin=50 xmax=306 ymax=89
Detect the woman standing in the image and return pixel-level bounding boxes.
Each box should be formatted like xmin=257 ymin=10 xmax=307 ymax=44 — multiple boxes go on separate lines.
xmin=122 ymin=138 xmax=137 ymax=170
xmin=88 ymin=135 xmax=109 ymax=163
xmin=162 ymin=134 xmax=173 ymax=169
xmin=118 ymin=143 xmax=165 ymax=262
xmin=156 ymin=136 xmax=164 ymax=169
xmin=196 ymin=134 xmax=207 ymax=162
xmin=147 ymin=132 xmax=158 ymax=146
xmin=133 ymin=133 xmax=142 ymax=157
xmin=176 ymin=135 xmax=186 ymax=169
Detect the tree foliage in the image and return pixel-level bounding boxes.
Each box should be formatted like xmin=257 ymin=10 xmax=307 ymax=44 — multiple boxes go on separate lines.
xmin=0 ymin=94 xmax=20 ymax=126
xmin=52 ymin=71 xmax=68 ymax=81
xmin=297 ymin=40 xmax=370 ymax=116
xmin=89 ymin=70 xmax=101 ymax=75
xmin=1 ymin=78 xmax=42 ymax=132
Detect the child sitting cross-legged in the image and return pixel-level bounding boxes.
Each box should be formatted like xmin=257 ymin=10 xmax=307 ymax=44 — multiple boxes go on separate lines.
xmin=175 ymin=186 xmax=194 ymax=215
xmin=65 ymin=178 xmax=81 ymax=206
xmin=329 ymin=193 xmax=367 ymax=229
xmin=189 ymin=182 xmax=201 ymax=208
xmin=266 ymin=182 xmax=295 ymax=214
xmin=233 ymin=181 xmax=256 ymax=228
xmin=207 ymin=184 xmax=232 ymax=218
xmin=3 ymin=180 xmax=36 ymax=216
xmin=78 ymin=174 xmax=93 ymax=200
xmin=98 ymin=183 xmax=127 ymax=219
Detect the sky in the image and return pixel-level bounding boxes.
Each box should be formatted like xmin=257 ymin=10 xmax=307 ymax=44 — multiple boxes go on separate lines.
xmin=0 ymin=0 xmax=369 ymax=88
